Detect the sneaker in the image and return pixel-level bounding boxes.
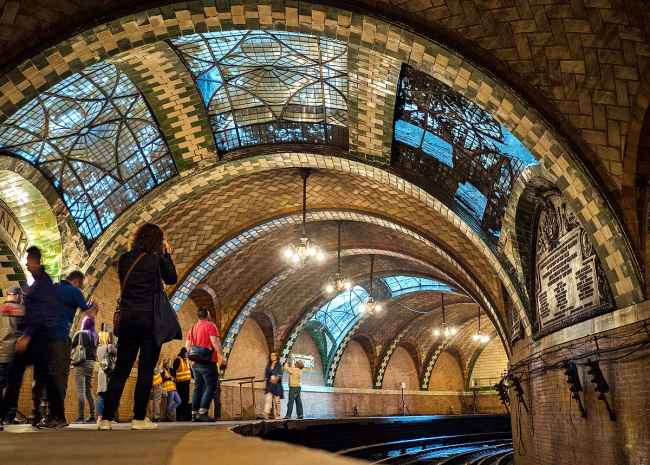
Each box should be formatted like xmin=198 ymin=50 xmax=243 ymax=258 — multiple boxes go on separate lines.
xmin=297 ymin=416 xmax=304 ymax=420
xmin=85 ymin=417 xmax=96 ymax=424
xmin=97 ymin=419 xmax=112 ymax=431
xmin=37 ymin=417 xmax=68 ymax=429
xmin=73 ymin=417 xmax=85 ymax=424
xmin=131 ymin=418 xmax=158 ymax=430
xmin=194 ymin=414 xmax=214 ymax=423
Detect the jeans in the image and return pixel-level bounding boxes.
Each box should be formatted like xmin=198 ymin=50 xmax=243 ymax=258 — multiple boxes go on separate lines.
xmin=96 ymin=392 xmax=106 ymax=418
xmin=74 ymin=360 xmax=95 ymax=419
xmin=103 ymin=311 xmax=161 ymax=421
xmin=166 ymin=391 xmax=180 ymax=415
xmin=286 ymin=387 xmax=303 ymax=418
xmin=176 ymin=381 xmax=191 ymax=421
xmin=191 ymin=362 xmax=217 ymax=414
xmin=213 ymin=376 xmax=221 ymax=419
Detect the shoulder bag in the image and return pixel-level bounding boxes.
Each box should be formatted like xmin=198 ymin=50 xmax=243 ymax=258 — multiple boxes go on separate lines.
xmin=70 ymin=331 xmax=87 ymax=366
xmin=152 ymin=255 xmax=182 ymax=346
xmin=112 ymin=252 xmax=145 ymax=337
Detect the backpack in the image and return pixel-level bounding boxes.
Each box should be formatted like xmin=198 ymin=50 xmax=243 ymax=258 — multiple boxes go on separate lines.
xmin=70 ymin=331 xmax=87 ymax=366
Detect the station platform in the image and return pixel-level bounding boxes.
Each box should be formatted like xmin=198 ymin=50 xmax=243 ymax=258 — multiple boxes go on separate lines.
xmin=0 ymin=420 xmax=362 ymax=465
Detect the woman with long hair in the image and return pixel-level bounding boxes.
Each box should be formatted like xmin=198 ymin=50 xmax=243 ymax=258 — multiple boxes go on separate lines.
xmin=98 ymin=223 xmax=177 ymax=431
xmin=263 ymin=352 xmax=284 ymax=419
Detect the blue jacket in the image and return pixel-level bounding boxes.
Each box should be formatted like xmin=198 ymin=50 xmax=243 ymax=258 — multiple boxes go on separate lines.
xmin=55 ymin=280 xmax=91 ymax=338
xmin=21 ymin=267 xmax=60 ymax=338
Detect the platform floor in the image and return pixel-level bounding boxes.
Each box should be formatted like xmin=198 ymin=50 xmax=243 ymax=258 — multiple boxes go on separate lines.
xmin=0 ymin=421 xmax=362 ymax=465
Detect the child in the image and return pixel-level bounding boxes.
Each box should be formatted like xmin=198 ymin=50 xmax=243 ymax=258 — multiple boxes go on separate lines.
xmin=162 ymin=361 xmax=180 ymax=421
xmin=283 ymin=358 xmax=305 ymax=419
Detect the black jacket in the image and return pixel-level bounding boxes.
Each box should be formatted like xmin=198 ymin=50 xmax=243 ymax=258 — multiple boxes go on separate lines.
xmin=118 ymin=250 xmax=177 ymax=312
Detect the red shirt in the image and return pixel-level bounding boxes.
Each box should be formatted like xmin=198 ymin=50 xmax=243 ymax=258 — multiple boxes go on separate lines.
xmin=187 ymin=320 xmax=220 ymax=361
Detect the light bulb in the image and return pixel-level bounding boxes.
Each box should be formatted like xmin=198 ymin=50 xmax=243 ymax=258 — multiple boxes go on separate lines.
xmin=283 ymin=247 xmax=293 ymax=258
xmin=316 ymin=251 xmax=325 ymax=262
xmin=481 ymin=335 xmax=490 ymax=343
xmin=450 ymin=327 xmax=458 ymax=336
xmin=375 ymin=303 xmax=383 ymax=313
xmin=433 ymin=329 xmax=441 ymax=337
xmin=472 ymin=334 xmax=479 ymax=342
xmin=344 ymin=280 xmax=352 ymax=290
xmin=291 ymin=254 xmax=300 ymax=264
xmin=325 ymin=283 xmax=335 ymax=294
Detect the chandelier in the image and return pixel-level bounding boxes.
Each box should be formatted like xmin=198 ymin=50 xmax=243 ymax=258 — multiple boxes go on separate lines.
xmin=324 ymin=222 xmax=352 ymax=294
xmin=472 ymin=305 xmax=490 ymax=343
xmin=282 ymin=168 xmax=325 ymax=267
xmin=358 ymin=255 xmax=382 ymax=314
xmin=432 ymin=293 xmax=457 ymax=338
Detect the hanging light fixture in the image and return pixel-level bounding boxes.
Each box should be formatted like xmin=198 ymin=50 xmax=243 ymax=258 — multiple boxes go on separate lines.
xmin=472 ymin=305 xmax=490 ymax=343
xmin=324 ymin=222 xmax=353 ymax=294
xmin=358 ymin=255 xmax=382 ymax=314
xmin=432 ymin=293 xmax=457 ymax=338
xmin=282 ymin=168 xmax=325 ymax=267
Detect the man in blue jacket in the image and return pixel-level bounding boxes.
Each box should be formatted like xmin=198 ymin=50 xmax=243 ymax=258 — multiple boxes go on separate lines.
xmin=54 ymin=270 xmax=97 ymax=418
xmin=15 ymin=246 xmax=67 ymax=428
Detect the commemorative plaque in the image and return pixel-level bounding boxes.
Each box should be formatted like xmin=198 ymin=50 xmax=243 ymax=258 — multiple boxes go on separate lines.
xmin=533 ymin=193 xmax=611 ymax=336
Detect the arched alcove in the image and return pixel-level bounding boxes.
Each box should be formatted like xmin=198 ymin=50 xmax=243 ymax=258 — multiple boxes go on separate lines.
xmin=382 ymin=346 xmax=419 ymax=391
xmin=334 ymin=340 xmax=374 ymax=389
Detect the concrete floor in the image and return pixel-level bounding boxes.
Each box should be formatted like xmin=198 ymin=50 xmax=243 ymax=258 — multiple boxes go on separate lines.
xmin=0 ymin=421 xmax=363 ymax=465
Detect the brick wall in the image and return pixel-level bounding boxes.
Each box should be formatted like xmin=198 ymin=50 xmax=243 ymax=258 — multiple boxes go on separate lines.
xmin=428 ymin=352 xmax=465 ymax=391
xmin=470 ymin=338 xmax=508 ymax=383
xmin=511 ymin=317 xmax=650 ymax=465
xmin=290 ymin=332 xmax=325 ymax=387
xmin=383 ymin=346 xmax=420 ymax=391
xmin=334 ymin=340 xmax=373 ymax=389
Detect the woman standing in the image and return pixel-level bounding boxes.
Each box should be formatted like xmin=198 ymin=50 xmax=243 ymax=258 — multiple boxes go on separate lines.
xmin=71 ymin=315 xmax=98 ymax=423
xmin=98 ymin=223 xmax=177 ymax=431
xmin=95 ymin=331 xmax=116 ymax=422
xmin=263 ymin=352 xmax=283 ymax=420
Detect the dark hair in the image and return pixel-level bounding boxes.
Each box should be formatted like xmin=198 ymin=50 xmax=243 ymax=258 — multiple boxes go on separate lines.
xmin=197 ymin=307 xmax=209 ymax=320
xmin=179 ymin=347 xmax=187 ymax=357
xmin=26 ymin=246 xmax=41 ymax=262
xmin=131 ymin=223 xmax=164 ymax=254
xmin=66 ymin=270 xmax=85 ymax=282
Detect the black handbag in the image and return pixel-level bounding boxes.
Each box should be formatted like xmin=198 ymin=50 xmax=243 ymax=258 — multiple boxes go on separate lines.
xmin=153 ymin=257 xmax=182 ymax=347
xmin=187 ymin=323 xmax=214 ymax=363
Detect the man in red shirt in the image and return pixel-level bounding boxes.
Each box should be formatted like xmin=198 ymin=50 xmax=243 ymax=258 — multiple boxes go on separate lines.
xmin=185 ymin=308 xmax=224 ymax=422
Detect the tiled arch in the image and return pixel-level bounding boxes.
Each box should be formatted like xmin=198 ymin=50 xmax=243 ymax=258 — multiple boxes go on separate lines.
xmin=0 ymin=1 xmax=641 ymax=311
xmin=223 ymin=247 xmax=459 ymax=363
xmin=82 ymin=153 xmax=525 ymax=338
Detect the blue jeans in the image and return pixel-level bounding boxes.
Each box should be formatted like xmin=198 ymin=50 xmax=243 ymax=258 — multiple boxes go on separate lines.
xmin=96 ymin=392 xmax=106 ymax=417
xmin=286 ymin=387 xmax=303 ymax=418
xmin=166 ymin=391 xmax=181 ymax=415
xmin=192 ymin=363 xmax=217 ymax=413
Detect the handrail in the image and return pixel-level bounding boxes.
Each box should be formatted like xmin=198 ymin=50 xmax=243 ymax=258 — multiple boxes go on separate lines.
xmin=219 ymin=376 xmax=265 ymax=419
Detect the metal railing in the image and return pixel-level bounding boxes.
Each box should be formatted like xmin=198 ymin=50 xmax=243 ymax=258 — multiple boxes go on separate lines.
xmin=220 ymin=376 xmax=265 ymax=419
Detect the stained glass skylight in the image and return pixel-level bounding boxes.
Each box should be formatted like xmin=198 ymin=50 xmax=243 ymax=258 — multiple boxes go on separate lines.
xmin=0 ymin=62 xmax=176 ymax=241
xmin=393 ymin=65 xmax=538 ymax=240
xmin=382 ymin=275 xmax=451 ymax=298
xmin=170 ymin=30 xmax=348 ymax=152
xmin=313 ymin=286 xmax=368 ymax=348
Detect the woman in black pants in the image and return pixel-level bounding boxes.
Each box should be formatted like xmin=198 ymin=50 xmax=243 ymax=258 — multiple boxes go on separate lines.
xmin=98 ymin=223 xmax=177 ymax=431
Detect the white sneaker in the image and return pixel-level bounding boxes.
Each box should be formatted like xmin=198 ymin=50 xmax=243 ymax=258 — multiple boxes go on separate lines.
xmin=131 ymin=418 xmax=158 ymax=430
xmin=97 ymin=420 xmax=112 ymax=431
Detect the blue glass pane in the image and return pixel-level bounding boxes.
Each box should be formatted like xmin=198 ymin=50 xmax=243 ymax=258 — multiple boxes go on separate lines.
xmin=0 ymin=62 xmax=176 ymax=242
xmin=170 ymin=31 xmax=349 ymax=151
xmin=310 ymin=286 xmax=367 ymax=344
xmin=382 ymin=275 xmax=451 ymax=298
xmin=393 ymin=65 xmax=539 ymax=240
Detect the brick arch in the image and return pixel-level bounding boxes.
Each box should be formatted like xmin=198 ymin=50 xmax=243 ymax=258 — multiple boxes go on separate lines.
xmin=632 ymin=104 xmax=650 ymax=295
xmin=0 ymin=238 xmax=26 ymax=302
xmin=249 ymin=311 xmax=277 ymax=354
xmin=224 ymin=247 xmax=460 ymax=364
xmin=380 ymin=344 xmax=420 ymax=391
xmin=189 ymin=286 xmax=218 ymax=326
xmin=0 ymin=1 xmax=641 ymax=312
xmin=0 ymin=158 xmax=73 ymax=278
xmin=82 ymin=155 xmax=520 ymax=339
xmin=333 ymin=338 xmax=374 ymax=389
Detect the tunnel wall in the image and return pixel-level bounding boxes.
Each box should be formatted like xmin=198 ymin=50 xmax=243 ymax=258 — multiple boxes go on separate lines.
xmin=510 ymin=310 xmax=650 ymax=465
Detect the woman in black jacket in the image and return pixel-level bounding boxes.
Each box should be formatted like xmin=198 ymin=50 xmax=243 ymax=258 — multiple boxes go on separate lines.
xmin=98 ymin=223 xmax=177 ymax=431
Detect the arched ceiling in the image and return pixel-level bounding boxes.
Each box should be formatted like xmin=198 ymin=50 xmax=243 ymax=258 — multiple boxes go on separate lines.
xmin=0 ymin=0 xmax=645 ymax=375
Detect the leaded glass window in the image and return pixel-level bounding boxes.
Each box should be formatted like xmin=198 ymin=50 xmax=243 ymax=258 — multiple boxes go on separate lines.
xmin=170 ymin=31 xmax=348 ymax=152
xmin=393 ymin=65 xmax=538 ymax=240
xmin=0 ymin=62 xmax=176 ymax=241
xmin=382 ymin=275 xmax=451 ymax=298
xmin=312 ymin=286 xmax=368 ymax=346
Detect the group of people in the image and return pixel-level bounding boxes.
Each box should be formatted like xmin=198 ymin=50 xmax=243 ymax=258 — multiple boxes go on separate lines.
xmin=0 ymin=223 xmax=226 ymax=431
xmin=0 ymin=221 xmax=311 ymax=431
